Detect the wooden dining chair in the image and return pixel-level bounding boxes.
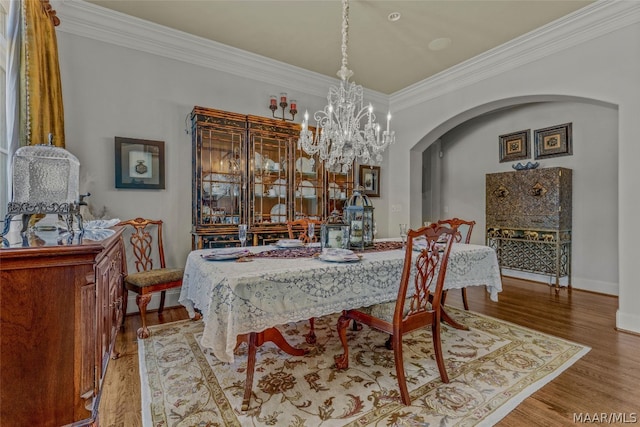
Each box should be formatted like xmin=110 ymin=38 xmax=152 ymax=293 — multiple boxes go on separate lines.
xmin=334 ymin=224 xmax=456 ymax=405
xmin=117 ymin=218 xmax=197 ymax=339
xmin=287 ymin=218 xmax=322 ymax=243
xmin=437 ymin=217 xmax=476 ymax=310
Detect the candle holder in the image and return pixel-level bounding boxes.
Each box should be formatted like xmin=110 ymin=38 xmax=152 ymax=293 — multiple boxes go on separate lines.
xmin=269 ymin=93 xmax=297 ymax=122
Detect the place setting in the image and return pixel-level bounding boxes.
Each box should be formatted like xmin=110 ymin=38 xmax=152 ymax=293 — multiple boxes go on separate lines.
xmin=201 ymin=224 xmax=253 ymax=261
xmin=200 ymin=248 xmax=252 ymax=261
xmin=274 ymin=238 xmax=305 ymax=248
xmin=317 ymin=248 xmax=362 ymax=263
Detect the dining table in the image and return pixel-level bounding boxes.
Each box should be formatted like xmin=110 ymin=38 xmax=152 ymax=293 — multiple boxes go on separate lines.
xmin=179 ymin=239 xmax=502 ymax=410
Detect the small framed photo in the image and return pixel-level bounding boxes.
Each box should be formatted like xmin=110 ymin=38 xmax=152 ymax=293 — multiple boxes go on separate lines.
xmin=359 ymin=165 xmax=380 ymax=197
xmin=499 ymin=129 xmax=530 ymax=163
xmin=534 ymin=123 xmax=573 ymax=159
xmin=115 ymin=137 xmax=165 ymax=189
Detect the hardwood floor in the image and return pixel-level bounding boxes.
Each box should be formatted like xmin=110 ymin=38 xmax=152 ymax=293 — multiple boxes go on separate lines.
xmin=99 ymin=277 xmax=640 ymax=426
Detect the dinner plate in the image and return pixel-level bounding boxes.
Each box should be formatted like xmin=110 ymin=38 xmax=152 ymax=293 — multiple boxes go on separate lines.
xmin=85 ymin=218 xmax=121 ymax=229
xmin=254 ymin=176 xmax=263 ymax=196
xmin=318 ymin=253 xmax=361 ymax=263
xmin=275 ymin=239 xmax=304 ymax=248
xmin=82 ymin=229 xmax=116 ymax=241
xmin=201 ymin=248 xmax=251 ymax=261
xmin=298 ymin=180 xmax=315 ymax=197
xmin=295 ymin=157 xmax=314 ymax=173
xmin=263 ymin=158 xmax=276 ymax=171
xmin=270 ymin=203 xmax=287 ymax=222
xmin=328 ymin=182 xmax=340 ymax=199
xmin=318 ymin=248 xmax=361 ymax=262
xmin=203 ymin=174 xmax=230 ymax=196
xmin=273 ymin=178 xmax=287 ymax=197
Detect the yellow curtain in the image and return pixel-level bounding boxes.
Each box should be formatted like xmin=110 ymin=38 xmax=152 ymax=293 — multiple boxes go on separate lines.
xmin=21 ymin=0 xmax=65 ymax=147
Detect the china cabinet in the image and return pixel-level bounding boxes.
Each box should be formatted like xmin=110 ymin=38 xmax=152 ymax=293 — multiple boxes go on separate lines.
xmin=485 ymin=167 xmax=572 ymax=291
xmin=190 ymin=106 xmax=354 ymax=248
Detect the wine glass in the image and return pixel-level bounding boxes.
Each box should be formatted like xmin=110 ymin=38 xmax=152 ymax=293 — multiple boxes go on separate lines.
xmin=307 ymin=222 xmax=315 ymax=243
xmin=399 ymin=223 xmax=408 ymax=248
xmin=238 ymin=224 xmax=248 ymax=247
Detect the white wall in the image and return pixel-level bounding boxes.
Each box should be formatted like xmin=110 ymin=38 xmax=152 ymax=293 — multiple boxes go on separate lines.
xmin=387 ymin=2 xmax=640 ymax=333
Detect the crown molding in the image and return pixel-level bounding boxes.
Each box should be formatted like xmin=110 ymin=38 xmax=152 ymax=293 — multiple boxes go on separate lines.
xmin=390 ymin=0 xmax=640 ymax=111
xmin=52 ymin=0 xmax=389 ymax=106
xmin=52 ymin=1 xmax=637 ymax=112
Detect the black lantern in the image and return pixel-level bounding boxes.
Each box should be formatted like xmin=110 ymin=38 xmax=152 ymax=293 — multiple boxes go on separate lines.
xmin=344 ymin=188 xmax=374 ymax=250
xmin=321 ymin=210 xmax=350 ymax=250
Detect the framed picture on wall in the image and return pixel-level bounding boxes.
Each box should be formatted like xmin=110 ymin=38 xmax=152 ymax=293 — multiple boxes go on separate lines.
xmin=499 ymin=129 xmax=530 ymax=163
xmin=359 ymin=165 xmax=380 ymax=197
xmin=115 ymin=137 xmax=165 ymax=189
xmin=534 ymin=123 xmax=573 ymax=159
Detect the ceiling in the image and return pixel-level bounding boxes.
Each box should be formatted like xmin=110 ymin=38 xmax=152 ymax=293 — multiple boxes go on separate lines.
xmin=84 ymin=0 xmax=594 ymax=94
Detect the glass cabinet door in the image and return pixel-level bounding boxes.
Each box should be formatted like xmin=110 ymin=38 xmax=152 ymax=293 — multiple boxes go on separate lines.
xmin=326 ymin=164 xmax=355 ymax=217
xmin=292 ymin=146 xmax=323 ymax=220
xmin=196 ymin=127 xmax=245 ymax=228
xmin=250 ymin=133 xmax=289 ymax=225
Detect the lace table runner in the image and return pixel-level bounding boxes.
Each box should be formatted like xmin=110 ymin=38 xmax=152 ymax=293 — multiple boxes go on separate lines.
xmin=252 ymin=241 xmax=403 ymax=259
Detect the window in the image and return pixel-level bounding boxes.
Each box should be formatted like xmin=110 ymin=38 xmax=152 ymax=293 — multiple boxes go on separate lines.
xmin=1 ymin=0 xmax=9 ymax=220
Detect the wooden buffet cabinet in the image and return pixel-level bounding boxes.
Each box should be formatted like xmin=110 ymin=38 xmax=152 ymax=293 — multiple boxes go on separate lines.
xmin=0 ymin=228 xmax=125 ymax=426
xmin=190 ymin=106 xmax=355 ymax=248
xmin=485 ymin=167 xmax=572 ymax=290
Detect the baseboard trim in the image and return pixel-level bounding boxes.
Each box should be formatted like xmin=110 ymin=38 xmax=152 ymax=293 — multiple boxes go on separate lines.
xmin=501 ymin=269 xmax=617 ymax=296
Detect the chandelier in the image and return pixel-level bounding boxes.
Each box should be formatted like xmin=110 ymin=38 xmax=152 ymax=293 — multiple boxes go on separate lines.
xmin=298 ymin=0 xmax=395 ymax=173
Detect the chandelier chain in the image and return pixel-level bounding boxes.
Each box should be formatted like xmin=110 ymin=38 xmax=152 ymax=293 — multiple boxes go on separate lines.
xmin=298 ymin=0 xmax=394 ymax=173
xmin=340 ymin=0 xmax=350 ymax=79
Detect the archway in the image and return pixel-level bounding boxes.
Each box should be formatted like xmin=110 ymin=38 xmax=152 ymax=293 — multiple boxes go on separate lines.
xmin=409 ymin=94 xmax=619 ymax=295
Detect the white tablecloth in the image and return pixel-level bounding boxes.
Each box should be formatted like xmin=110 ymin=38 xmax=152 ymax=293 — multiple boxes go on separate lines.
xmin=179 ymin=243 xmax=502 ymax=363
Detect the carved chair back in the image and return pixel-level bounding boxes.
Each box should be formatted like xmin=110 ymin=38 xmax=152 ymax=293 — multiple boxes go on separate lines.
xmin=118 ymin=217 xmax=167 ymax=275
xmin=437 ymin=217 xmax=476 ymax=244
xmin=398 ymin=224 xmax=456 ymax=322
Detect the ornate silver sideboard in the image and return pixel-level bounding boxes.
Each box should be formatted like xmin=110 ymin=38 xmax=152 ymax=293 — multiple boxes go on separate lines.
xmin=485 ymin=167 xmax=572 ymax=291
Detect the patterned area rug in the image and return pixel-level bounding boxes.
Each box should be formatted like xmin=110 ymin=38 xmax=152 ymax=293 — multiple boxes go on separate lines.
xmin=139 ymin=307 xmax=589 ymax=426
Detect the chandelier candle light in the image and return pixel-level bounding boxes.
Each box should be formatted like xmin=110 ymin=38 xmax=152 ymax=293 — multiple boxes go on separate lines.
xmin=298 ymin=0 xmax=395 ymax=173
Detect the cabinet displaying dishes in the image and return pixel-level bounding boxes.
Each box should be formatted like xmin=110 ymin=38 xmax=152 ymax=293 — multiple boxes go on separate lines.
xmin=190 ymin=107 xmax=354 ymax=248
xmin=326 ymin=166 xmax=355 ymax=217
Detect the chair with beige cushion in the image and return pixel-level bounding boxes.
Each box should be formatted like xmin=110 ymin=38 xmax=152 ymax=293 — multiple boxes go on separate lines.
xmin=117 ymin=218 xmax=197 ymax=339
xmin=334 ymin=224 xmax=456 ymax=405
xmin=437 ymin=217 xmax=476 ymax=310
